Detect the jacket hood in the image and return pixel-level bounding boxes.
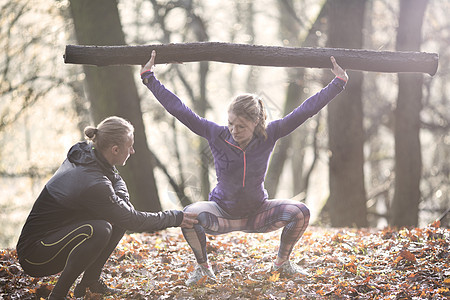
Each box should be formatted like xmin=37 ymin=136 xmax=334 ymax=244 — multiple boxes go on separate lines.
xmin=67 ymin=141 xmax=97 ymax=165
xmin=68 ymin=141 xmax=117 ymax=178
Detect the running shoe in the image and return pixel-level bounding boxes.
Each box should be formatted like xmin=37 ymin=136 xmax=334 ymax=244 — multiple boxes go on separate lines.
xmin=186 ymin=264 xmax=217 ymax=286
xmin=47 ymin=293 xmax=67 ymax=300
xmin=73 ymin=279 xmax=120 ymax=297
xmin=271 ymin=260 xmax=309 ymax=277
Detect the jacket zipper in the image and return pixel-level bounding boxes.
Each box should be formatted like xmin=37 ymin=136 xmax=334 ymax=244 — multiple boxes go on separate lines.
xmin=225 ymin=140 xmax=246 ymax=187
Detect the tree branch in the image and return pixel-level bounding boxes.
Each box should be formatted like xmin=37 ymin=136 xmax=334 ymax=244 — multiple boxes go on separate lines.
xmin=148 ymin=147 xmax=193 ymax=207
xmin=64 ymin=42 xmax=439 ymax=75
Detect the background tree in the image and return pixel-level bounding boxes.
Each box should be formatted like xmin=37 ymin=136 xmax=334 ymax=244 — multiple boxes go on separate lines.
xmin=361 ymin=0 xmax=396 ymax=227
xmin=144 ymin=0 xmax=212 ymax=204
xmin=391 ymin=0 xmax=429 ymax=227
xmin=0 ymin=1 xmax=84 ymax=246
xmin=266 ymin=0 xmax=329 ymax=199
xmin=68 ymin=0 xmax=161 ymax=212
xmin=326 ymin=0 xmax=368 ymax=227
xmin=265 ymin=0 xmax=306 ymax=198
xmin=177 ymin=0 xmax=211 ymax=202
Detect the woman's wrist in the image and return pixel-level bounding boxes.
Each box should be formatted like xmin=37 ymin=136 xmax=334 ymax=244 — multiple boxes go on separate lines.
xmin=336 ymin=76 xmax=348 ymax=82
xmin=140 ymin=69 xmax=152 ymax=76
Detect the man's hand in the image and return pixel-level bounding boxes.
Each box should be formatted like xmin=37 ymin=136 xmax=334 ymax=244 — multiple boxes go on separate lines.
xmin=141 ymin=50 xmax=156 ymax=74
xmin=179 ymin=212 xmax=198 ymax=228
xmin=330 ymin=56 xmax=348 ymax=82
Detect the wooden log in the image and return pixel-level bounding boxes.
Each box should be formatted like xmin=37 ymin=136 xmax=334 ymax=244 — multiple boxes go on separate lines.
xmin=64 ymin=42 xmax=439 ymax=76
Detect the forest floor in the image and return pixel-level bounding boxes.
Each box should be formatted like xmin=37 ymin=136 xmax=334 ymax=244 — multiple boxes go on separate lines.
xmin=1 ymin=222 xmax=449 ymax=299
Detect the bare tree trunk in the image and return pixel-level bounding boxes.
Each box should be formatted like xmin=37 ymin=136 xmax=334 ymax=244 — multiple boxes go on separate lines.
xmin=243 ymin=1 xmax=258 ymax=92
xmin=179 ymin=1 xmax=211 ymax=202
xmin=68 ymin=0 xmax=161 ymax=212
xmin=197 ymin=61 xmax=211 ymax=201
xmin=227 ymin=2 xmax=258 ymax=100
xmin=327 ymin=0 xmax=368 ymax=227
xmin=391 ymin=0 xmax=428 ymax=227
xmin=266 ymin=0 xmax=327 ymax=198
xmin=266 ymin=80 xmax=304 ymax=197
xmin=265 ymin=0 xmax=302 ymax=198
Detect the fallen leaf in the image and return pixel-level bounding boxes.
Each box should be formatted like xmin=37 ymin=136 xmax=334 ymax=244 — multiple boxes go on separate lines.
xmin=268 ymin=272 xmax=280 ymax=282
xmin=399 ymin=249 xmax=417 ymax=263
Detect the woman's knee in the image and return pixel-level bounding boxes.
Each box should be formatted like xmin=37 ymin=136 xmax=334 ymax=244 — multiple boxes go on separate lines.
xmin=298 ymin=203 xmax=310 ymax=220
xmin=288 ymin=202 xmax=310 ymax=224
xmin=184 ymin=205 xmax=220 ymax=232
xmin=197 ymin=211 xmax=220 ymax=230
xmin=297 ymin=204 xmax=310 ymax=228
xmin=184 ymin=201 xmax=209 ymax=214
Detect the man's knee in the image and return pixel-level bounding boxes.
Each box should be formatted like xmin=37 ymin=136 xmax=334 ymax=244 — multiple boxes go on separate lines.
xmin=89 ymin=220 xmax=113 ymax=245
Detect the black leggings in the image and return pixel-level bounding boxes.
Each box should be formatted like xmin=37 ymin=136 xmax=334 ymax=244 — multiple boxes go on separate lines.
xmin=20 ymin=220 xmax=125 ymax=297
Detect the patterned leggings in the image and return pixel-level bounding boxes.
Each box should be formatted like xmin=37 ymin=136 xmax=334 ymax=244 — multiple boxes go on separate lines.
xmin=182 ymin=199 xmax=310 ymax=264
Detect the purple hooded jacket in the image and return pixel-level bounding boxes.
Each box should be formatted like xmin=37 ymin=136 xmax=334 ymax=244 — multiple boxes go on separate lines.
xmin=142 ymin=71 xmax=346 ymax=217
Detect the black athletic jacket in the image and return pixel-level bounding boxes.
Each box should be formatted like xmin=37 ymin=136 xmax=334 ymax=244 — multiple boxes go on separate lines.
xmin=16 ymin=141 xmax=183 ymax=259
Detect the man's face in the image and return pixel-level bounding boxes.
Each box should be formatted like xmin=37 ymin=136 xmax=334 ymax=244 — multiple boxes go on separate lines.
xmin=115 ymin=133 xmax=135 ymax=166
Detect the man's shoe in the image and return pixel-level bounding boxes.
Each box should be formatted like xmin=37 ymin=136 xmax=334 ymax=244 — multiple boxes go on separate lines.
xmin=74 ymin=279 xmax=120 ymax=297
xmin=47 ymin=292 xmax=67 ymax=300
xmin=271 ymin=261 xmax=309 ymax=277
xmin=186 ymin=264 xmax=217 ymax=286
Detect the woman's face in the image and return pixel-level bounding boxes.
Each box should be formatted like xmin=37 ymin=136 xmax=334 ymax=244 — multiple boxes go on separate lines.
xmin=114 ymin=133 xmax=135 ymax=166
xmin=228 ymin=111 xmax=257 ymax=148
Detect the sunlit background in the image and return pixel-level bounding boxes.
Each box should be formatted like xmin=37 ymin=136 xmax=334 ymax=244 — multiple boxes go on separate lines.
xmin=0 ymin=0 xmax=449 ymax=248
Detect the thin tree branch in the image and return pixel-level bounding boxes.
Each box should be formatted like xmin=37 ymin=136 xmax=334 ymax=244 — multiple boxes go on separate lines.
xmin=148 ymin=147 xmax=193 ymax=207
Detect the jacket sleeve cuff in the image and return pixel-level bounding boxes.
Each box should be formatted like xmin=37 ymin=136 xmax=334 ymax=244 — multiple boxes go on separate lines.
xmin=141 ymin=70 xmax=153 ymax=84
xmin=333 ymin=77 xmax=347 ymax=90
xmin=140 ymin=69 xmax=152 ymax=76
xmin=336 ymin=76 xmax=347 ymax=83
xmin=175 ymin=211 xmax=184 ymax=227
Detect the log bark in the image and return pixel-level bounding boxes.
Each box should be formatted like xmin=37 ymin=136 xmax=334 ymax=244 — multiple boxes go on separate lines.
xmin=64 ymin=42 xmax=439 ymax=75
